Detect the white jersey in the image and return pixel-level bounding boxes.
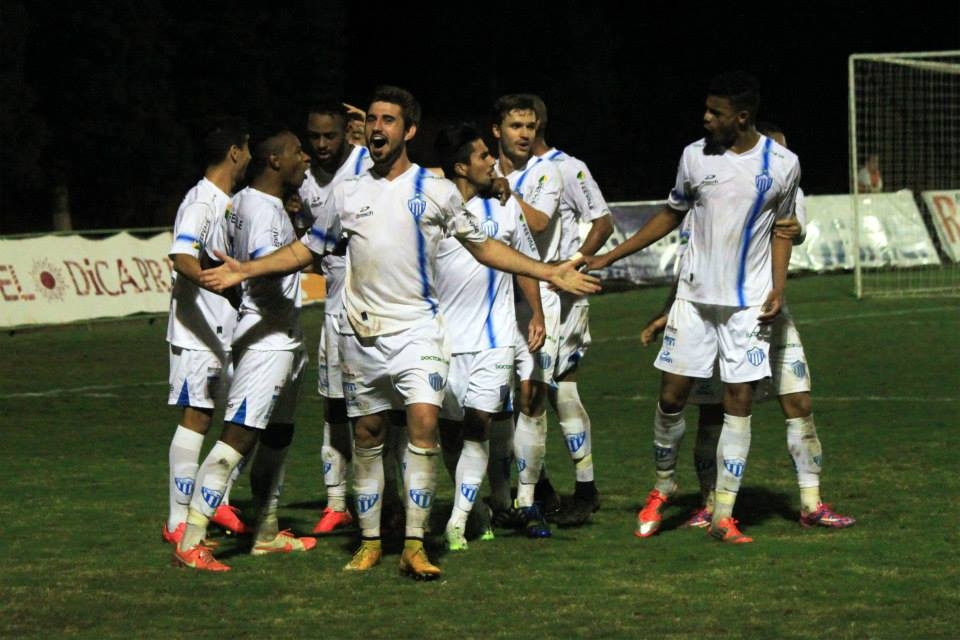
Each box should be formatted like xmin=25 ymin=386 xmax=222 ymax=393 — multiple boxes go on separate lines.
xmin=537 ymin=148 xmax=611 ymax=260
xmin=667 ymin=135 xmax=800 ymax=307
xmin=436 ymin=195 xmax=539 ymax=353
xmin=223 ymin=186 xmax=303 ymax=351
xmin=497 ymin=156 xmax=563 ymax=264
xmin=302 ymin=164 xmax=487 ymax=338
xmin=298 ymin=146 xmax=373 ymax=315
xmin=166 ymin=177 xmax=236 ymax=353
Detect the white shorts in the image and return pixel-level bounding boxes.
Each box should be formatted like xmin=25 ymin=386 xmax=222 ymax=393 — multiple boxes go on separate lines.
xmin=317 ymin=313 xmax=344 ymax=399
xmin=225 ymin=348 xmax=306 ymax=429
xmin=515 ymin=289 xmax=561 ymax=385
xmin=655 ymin=299 xmax=772 ymax=383
xmin=555 ymin=295 xmax=591 ymax=378
xmin=168 ymin=346 xmax=231 ymax=410
xmin=441 ymin=347 xmax=515 ymax=420
xmin=338 ymin=317 xmax=450 ymax=418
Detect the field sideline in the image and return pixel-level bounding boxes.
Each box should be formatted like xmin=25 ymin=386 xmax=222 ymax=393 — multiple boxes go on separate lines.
xmin=1 ymin=273 xmax=958 ymax=639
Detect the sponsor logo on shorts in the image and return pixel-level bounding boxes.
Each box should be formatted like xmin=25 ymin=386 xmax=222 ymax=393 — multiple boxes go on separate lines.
xmin=201 ymin=487 xmax=223 ymax=510
xmin=702 ymin=174 xmax=719 ymax=185
xmin=428 ymin=372 xmax=445 ymax=391
xmin=535 ymin=352 xmax=552 ymax=370
xmin=357 ymin=493 xmax=379 ymax=513
xmin=421 ymin=355 xmax=442 ymax=362
xmin=174 ymin=477 xmax=194 ymax=496
xmin=663 ymin=336 xmax=676 ymax=347
xmin=407 ymin=195 xmax=427 ymax=220
xmin=723 ymin=458 xmax=746 ymax=478
xmin=790 ymin=360 xmax=807 ymax=379
xmin=495 ymin=363 xmax=512 ymax=369
xmin=409 ymin=489 xmax=433 ymax=509
xmin=658 ymin=350 xmax=673 ymax=364
xmin=460 ymin=483 xmax=480 ymax=503
xmin=566 ymin=431 xmax=586 ymax=453
xmin=746 ymin=347 xmax=765 ymax=366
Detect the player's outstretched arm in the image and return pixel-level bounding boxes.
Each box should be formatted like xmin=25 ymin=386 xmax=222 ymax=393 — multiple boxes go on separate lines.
xmin=583 ymin=206 xmax=684 ymax=272
xmin=199 ymin=240 xmax=315 ymax=293
xmin=578 ymin=215 xmax=614 ymax=257
xmin=759 ymin=234 xmax=792 ymax=323
xmin=460 ymin=236 xmax=600 ymax=296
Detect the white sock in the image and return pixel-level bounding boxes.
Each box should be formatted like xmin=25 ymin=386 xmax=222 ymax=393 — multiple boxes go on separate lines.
xmin=449 ymin=439 xmax=489 ymax=529
xmin=249 ymin=443 xmax=288 ymax=541
xmin=514 ymin=412 xmax=547 ymax=508
xmin=403 ymin=443 xmax=439 ymax=539
xmin=555 ymin=381 xmax=594 ymax=482
xmin=487 ymin=416 xmax=515 ymax=511
xmin=353 ymin=444 xmax=385 ymax=539
xmin=786 ymin=414 xmax=823 ymax=512
xmin=168 ymin=425 xmax=203 ymax=532
xmin=653 ymin=404 xmax=686 ymax=495
xmin=694 ymin=420 xmax=722 ymax=506
xmin=322 ymin=421 xmax=349 ymax=512
xmin=383 ymin=423 xmax=405 ymax=506
xmin=714 ymin=414 xmax=751 ymax=522
xmin=222 ymin=447 xmax=250 ymax=505
xmin=181 ymin=441 xmax=243 ymax=550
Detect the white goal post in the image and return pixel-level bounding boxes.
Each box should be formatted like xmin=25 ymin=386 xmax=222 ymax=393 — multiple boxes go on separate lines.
xmin=849 ymin=50 xmax=960 ymax=298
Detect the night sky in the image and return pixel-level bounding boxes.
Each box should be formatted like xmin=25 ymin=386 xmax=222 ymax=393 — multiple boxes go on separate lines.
xmin=2 ymin=1 xmax=957 ymax=232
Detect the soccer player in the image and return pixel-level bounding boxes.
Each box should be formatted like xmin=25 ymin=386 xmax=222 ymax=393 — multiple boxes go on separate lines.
xmin=199 ymin=86 xmax=599 ymax=579
xmin=584 ymin=71 xmax=799 ymax=544
xmin=490 ymin=93 xmax=565 ymax=536
xmin=173 ymin=125 xmax=317 ymax=571
xmin=433 ymin=123 xmax=546 ymax=550
xmin=297 ymin=102 xmax=374 ymax=534
xmin=528 ymin=94 xmax=613 ymax=526
xmin=163 ymin=116 xmax=251 ymax=547
xmin=638 ymin=122 xmax=855 ymax=532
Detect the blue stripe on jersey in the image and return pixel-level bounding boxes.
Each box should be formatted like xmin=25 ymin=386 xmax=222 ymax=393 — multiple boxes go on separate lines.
xmin=483 ymin=199 xmax=497 ymax=349
xmin=175 ymin=233 xmax=198 ymax=243
xmin=354 ymin=147 xmax=368 ymax=175
xmin=411 ymin=167 xmax=439 ymax=316
xmin=307 ymin=226 xmax=328 ymax=242
xmin=547 ymin=149 xmax=563 ymax=161
xmin=513 ymin=156 xmax=542 ymax=196
xmin=737 ymin=137 xmax=774 ymax=307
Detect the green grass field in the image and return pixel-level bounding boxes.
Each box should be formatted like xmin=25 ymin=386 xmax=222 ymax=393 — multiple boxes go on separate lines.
xmin=1 ymin=273 xmax=958 ymax=639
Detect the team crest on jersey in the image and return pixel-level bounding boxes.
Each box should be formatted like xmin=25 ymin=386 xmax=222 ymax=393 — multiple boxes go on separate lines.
xmin=409 ymin=488 xmax=433 ymax=509
xmin=481 ymin=218 xmax=500 ymax=238
xmin=790 ymin=360 xmax=807 ymax=379
xmin=755 ymin=172 xmax=773 ymax=193
xmin=723 ymin=458 xmax=746 ymax=478
xmin=357 ymin=493 xmax=379 ymax=514
xmin=407 ymin=194 xmax=427 ymax=220
xmin=535 ymin=352 xmax=552 ymax=370
xmin=460 ymin=483 xmax=480 ymax=503
xmin=746 ymin=347 xmax=765 ymax=366
xmin=201 ymin=487 xmax=224 ymax=510
xmin=566 ymin=432 xmax=586 ymax=453
xmin=175 ymin=477 xmax=195 ymax=496
xmin=428 ymin=372 xmax=445 ymax=392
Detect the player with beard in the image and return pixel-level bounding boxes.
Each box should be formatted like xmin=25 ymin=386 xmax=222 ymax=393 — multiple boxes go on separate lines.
xmin=433 ymin=123 xmax=547 ymax=550
xmin=585 ymin=71 xmax=800 ymax=544
xmin=174 ymin=126 xmax=316 ymax=570
xmin=199 ymin=86 xmax=599 ymax=579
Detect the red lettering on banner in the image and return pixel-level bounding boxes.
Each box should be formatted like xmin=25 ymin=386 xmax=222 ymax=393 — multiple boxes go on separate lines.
xmin=0 ymin=265 xmax=19 ymax=301
xmin=132 ymin=258 xmax=153 ymax=292
xmin=932 ymin=195 xmax=959 ymax=243
xmin=64 ymin=261 xmax=91 ymax=295
xmin=7 ymin=265 xmax=36 ymax=301
xmin=82 ymin=259 xmax=105 ymax=295
xmin=116 ymin=259 xmax=143 ymax=293
xmin=94 ymin=260 xmax=120 ymax=296
xmin=146 ymin=259 xmax=171 ymax=292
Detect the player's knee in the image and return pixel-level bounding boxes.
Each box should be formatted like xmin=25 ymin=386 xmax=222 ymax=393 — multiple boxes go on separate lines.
xmin=780 ymin=392 xmax=811 ymax=419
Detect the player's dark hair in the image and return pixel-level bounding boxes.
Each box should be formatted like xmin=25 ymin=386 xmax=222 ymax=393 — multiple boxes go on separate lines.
xmin=247 ymin=123 xmax=294 ymax=177
xmin=306 ymin=101 xmax=349 ymax=122
xmin=369 ymin=85 xmax=421 ymax=129
xmin=434 ymin=123 xmax=482 ymax=179
xmin=490 ymin=94 xmax=537 ymax=126
xmin=199 ymin=115 xmax=249 ymax=167
xmin=524 ymin=94 xmax=548 ymax=133
xmin=708 ymin=71 xmax=761 ymax=122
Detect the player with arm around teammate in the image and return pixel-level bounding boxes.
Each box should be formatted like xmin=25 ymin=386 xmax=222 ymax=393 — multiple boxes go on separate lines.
xmin=200 ymin=86 xmax=599 ymax=579
xmin=585 ymin=71 xmax=799 ymax=544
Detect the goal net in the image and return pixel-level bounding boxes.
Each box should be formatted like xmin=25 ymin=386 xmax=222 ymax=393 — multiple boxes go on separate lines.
xmin=849 ymin=50 xmax=960 ymax=298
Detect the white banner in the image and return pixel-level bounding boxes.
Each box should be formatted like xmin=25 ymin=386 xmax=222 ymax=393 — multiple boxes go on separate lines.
xmin=922 ymin=189 xmax=960 ymax=262
xmin=0 ymin=232 xmax=175 ymax=328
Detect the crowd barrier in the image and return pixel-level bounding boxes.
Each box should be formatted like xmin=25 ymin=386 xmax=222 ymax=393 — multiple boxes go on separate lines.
xmin=1 ymin=190 xmax=950 ymax=329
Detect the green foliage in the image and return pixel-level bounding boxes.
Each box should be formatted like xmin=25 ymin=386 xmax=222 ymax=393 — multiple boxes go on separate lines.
xmin=0 ymin=275 xmax=957 ymax=639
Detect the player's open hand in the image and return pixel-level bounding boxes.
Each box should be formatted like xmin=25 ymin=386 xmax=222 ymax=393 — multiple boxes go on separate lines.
xmin=526 ymin=313 xmax=546 ymax=353
xmin=548 ymin=256 xmax=601 ymax=296
xmin=758 ymin=289 xmax=783 ymax=323
xmin=199 ymin=250 xmax=247 ymax=293
xmin=640 ymin=314 xmax=668 ymax=347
